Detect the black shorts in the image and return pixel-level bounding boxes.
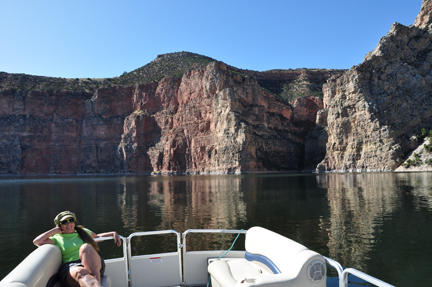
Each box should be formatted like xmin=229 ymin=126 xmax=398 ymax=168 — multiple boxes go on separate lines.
xmin=58 ymin=256 xmax=105 ymax=285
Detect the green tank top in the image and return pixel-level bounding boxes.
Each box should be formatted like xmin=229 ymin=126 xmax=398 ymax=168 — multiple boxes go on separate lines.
xmin=50 ymin=228 xmax=92 ymax=263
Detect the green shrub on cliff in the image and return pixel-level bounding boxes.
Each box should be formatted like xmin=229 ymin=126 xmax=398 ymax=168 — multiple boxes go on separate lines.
xmin=254 ymin=69 xmax=345 ymax=104
xmin=111 ymin=52 xmax=215 ymax=86
xmin=420 ymin=129 xmax=432 ymax=153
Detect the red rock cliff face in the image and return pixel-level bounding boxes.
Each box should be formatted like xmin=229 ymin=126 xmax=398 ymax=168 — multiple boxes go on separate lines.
xmin=119 ymin=62 xmax=322 ymax=174
xmin=0 ymin=62 xmax=323 ymax=175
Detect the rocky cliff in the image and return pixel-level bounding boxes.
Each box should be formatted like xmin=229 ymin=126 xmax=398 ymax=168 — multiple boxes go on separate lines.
xmin=316 ymin=0 xmax=432 ymax=172
xmin=0 ymin=56 xmax=339 ymax=175
xmin=4 ymin=0 xmax=429 ymax=175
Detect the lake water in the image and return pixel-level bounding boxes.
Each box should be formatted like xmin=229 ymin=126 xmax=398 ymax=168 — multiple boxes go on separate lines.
xmin=0 ymin=172 xmax=431 ymax=286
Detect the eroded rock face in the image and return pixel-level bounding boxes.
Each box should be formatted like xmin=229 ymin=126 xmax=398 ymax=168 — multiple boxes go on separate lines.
xmin=0 ymin=62 xmax=325 ymax=175
xmin=133 ymin=62 xmax=316 ymax=174
xmin=414 ymin=0 xmax=432 ymax=30
xmin=317 ymin=21 xmax=432 ymax=172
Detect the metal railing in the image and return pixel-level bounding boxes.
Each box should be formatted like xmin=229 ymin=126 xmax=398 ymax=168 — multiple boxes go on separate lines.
xmin=95 ymin=235 xmax=129 ymax=287
xmin=127 ymin=230 xmax=182 ymax=287
xmin=342 ymin=268 xmax=395 ymax=287
xmin=182 ymin=229 xmax=247 ymax=255
xmin=127 ymin=229 xmax=182 ymax=263
xmin=324 ymin=256 xmax=395 ymax=287
xmin=98 ymin=231 xmax=395 ymax=287
xmin=95 ymin=234 xmax=128 ymax=257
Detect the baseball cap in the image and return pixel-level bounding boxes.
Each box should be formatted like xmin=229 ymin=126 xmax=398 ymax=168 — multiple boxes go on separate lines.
xmin=54 ymin=211 xmax=77 ymax=226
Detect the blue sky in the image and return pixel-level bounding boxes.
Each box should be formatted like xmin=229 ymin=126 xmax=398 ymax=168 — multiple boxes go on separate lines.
xmin=0 ymin=0 xmax=421 ymax=79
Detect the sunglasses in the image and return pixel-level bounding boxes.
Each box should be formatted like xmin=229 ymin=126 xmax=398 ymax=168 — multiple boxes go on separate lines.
xmin=61 ymin=218 xmax=75 ymax=225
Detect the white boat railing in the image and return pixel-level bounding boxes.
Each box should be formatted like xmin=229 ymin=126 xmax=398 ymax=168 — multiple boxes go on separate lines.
xmin=182 ymin=229 xmax=247 ymax=286
xmin=182 ymin=229 xmax=247 ymax=254
xmin=342 ymin=268 xmax=395 ymax=287
xmin=324 ymin=256 xmax=395 ymax=287
xmin=124 ymin=229 xmax=395 ymax=287
xmin=95 ymin=235 xmax=129 ymax=287
xmin=127 ymin=230 xmax=182 ymax=287
xmin=324 ymin=257 xmax=345 ymax=287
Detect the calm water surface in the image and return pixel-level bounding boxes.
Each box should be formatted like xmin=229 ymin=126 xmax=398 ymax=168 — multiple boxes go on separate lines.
xmin=0 ymin=172 xmax=431 ymax=286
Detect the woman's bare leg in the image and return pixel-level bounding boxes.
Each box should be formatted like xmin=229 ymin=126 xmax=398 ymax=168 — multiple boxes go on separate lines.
xmin=79 ymin=244 xmax=102 ymax=282
xmin=66 ymin=244 xmax=103 ymax=287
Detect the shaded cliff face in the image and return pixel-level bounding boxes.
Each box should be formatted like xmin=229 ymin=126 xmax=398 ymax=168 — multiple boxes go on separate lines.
xmin=317 ymin=3 xmax=432 ymax=171
xmin=0 ymin=61 xmax=325 ymax=175
xmin=228 ymin=67 xmax=344 ymax=103
xmin=0 ymin=88 xmax=136 ymax=174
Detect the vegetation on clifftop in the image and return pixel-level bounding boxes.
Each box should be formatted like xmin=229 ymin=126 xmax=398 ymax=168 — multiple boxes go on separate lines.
xmin=0 ymin=52 xmax=215 ymax=93
xmin=110 ymin=52 xmax=215 ymax=86
xmin=0 ymin=72 xmax=109 ymax=93
xmin=227 ymin=66 xmax=345 ymax=103
xmin=0 ymin=52 xmax=345 ymax=104
xmin=257 ymin=69 xmax=345 ymax=103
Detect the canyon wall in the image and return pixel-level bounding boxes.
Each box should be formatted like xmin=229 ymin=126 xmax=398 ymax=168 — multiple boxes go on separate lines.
xmin=316 ymin=0 xmax=432 ymax=172
xmin=3 ymin=1 xmax=431 ymax=175
xmin=0 ymin=62 xmax=325 ymax=175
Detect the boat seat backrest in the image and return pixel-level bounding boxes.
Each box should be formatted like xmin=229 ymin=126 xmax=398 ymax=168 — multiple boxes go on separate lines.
xmin=245 ymin=226 xmax=308 ymax=274
xmin=0 ymin=244 xmax=62 ymax=287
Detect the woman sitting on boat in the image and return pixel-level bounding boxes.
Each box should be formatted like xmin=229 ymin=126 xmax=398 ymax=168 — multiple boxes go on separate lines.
xmin=33 ymin=210 xmax=121 ymax=287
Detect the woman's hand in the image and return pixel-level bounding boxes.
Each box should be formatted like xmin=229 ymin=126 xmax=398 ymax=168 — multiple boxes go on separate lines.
xmin=94 ymin=231 xmax=122 ymax=246
xmin=33 ymin=226 xmax=62 ymax=246
xmin=112 ymin=231 xmax=121 ymax=246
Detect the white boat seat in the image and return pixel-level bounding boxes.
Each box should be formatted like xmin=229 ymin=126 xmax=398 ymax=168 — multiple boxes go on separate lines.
xmin=0 ymin=244 xmax=61 ymax=287
xmin=0 ymin=244 xmax=111 ymax=287
xmin=208 ymin=226 xmax=327 ymax=287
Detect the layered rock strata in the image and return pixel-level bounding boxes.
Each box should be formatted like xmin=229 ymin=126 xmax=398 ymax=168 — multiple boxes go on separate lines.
xmin=0 ymin=62 xmax=325 ymax=175
xmin=119 ymin=62 xmax=321 ymax=174
xmin=317 ymin=10 xmax=432 ymax=171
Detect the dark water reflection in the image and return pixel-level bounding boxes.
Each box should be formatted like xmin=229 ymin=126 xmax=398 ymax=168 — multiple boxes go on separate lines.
xmin=0 ymin=173 xmax=431 ymax=286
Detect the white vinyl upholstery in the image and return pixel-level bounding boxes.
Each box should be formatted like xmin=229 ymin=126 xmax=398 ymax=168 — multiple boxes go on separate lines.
xmin=0 ymin=244 xmax=61 ymax=287
xmin=0 ymin=244 xmax=111 ymax=287
xmin=208 ymin=227 xmax=326 ymax=287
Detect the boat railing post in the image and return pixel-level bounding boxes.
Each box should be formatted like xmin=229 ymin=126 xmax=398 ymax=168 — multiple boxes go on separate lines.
xmin=323 ymin=257 xmax=346 ymax=287
xmin=126 ymin=236 xmax=132 ymax=287
xmin=342 ymin=268 xmax=395 ymax=287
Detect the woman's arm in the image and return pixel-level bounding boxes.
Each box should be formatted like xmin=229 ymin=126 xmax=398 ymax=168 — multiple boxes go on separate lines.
xmin=33 ymin=227 xmax=62 ymax=246
xmin=92 ymin=231 xmax=122 ymax=246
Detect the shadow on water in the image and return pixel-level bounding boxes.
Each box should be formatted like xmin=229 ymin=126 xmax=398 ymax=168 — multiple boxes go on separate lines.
xmin=0 ymin=172 xmax=431 ymax=286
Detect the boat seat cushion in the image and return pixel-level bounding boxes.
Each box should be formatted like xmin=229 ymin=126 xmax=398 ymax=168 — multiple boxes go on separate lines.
xmin=245 ymin=227 xmax=308 ymax=274
xmin=208 ymin=227 xmax=326 ymax=287
xmin=208 ymin=259 xmax=271 ymax=283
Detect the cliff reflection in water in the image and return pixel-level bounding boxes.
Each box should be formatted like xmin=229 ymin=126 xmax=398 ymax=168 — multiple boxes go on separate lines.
xmin=114 ymin=176 xmax=248 ymax=252
xmin=395 ymin=172 xmax=432 ymax=209
xmin=317 ymin=173 xmax=400 ymax=271
xmin=1 ymin=173 xmax=431 ymax=286
xmin=147 ymin=176 xmax=247 ymax=232
xmin=317 ymin=172 xmax=432 ymax=287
